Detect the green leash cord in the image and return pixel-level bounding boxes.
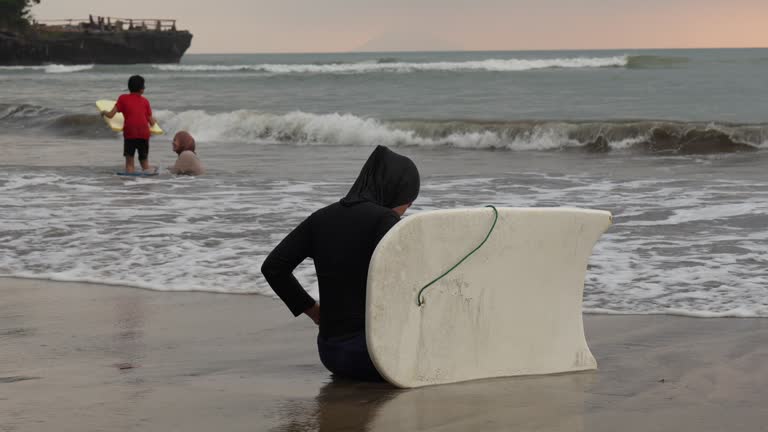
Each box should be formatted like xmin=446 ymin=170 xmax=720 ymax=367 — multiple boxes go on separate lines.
xmin=416 ymin=205 xmax=499 ymax=306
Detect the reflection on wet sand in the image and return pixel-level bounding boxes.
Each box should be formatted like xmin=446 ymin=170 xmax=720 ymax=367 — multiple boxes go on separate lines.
xmin=274 ymin=372 xmax=593 ymax=432
xmin=3 ymin=281 xmax=768 ymax=431
xmin=110 ymin=291 xmax=154 ymax=420
xmin=112 ymin=293 xmax=147 ymax=370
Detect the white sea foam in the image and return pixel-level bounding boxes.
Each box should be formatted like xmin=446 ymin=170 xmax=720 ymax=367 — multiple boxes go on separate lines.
xmin=154 ymin=109 xmax=767 ymax=151
xmin=153 ymin=56 xmax=627 ymax=74
xmin=44 ymin=64 xmax=94 ymax=73
xmin=156 ymin=110 xmax=637 ymax=151
xmin=607 ymin=134 xmax=650 ymax=150
xmin=1 ymin=169 xmax=766 ymax=317
xmin=0 ymin=64 xmax=94 ymax=73
xmin=160 ymin=110 xmax=430 ymax=147
xmin=582 ymin=307 xmax=768 ymax=318
xmin=626 ymin=202 xmax=768 ymax=226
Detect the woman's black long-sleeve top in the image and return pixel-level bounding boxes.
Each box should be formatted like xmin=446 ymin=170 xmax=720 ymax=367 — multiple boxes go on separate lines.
xmin=261 ymin=201 xmax=400 ymax=338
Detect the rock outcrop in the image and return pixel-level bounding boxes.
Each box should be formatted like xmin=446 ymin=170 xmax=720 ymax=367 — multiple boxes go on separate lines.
xmin=0 ymin=28 xmax=192 ymax=65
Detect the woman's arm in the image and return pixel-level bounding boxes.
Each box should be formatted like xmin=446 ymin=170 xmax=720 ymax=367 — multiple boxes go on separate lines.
xmin=261 ymin=216 xmax=318 ymax=319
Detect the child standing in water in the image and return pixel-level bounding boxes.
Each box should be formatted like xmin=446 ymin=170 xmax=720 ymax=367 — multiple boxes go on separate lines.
xmin=102 ymin=75 xmax=158 ymax=173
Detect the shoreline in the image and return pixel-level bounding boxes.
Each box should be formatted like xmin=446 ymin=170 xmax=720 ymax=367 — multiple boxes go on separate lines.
xmin=3 ymin=275 xmax=764 ymax=319
xmin=2 ymin=277 xmax=767 ymax=431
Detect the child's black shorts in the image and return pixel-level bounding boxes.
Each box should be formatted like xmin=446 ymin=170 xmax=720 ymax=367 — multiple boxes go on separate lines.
xmin=124 ymin=138 xmax=149 ymax=161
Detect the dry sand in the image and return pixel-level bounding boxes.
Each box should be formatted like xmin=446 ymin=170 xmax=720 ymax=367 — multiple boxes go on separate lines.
xmin=1 ymin=277 xmax=766 ymax=431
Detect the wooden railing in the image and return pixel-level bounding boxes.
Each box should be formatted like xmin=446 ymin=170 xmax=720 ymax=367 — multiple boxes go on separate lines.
xmin=34 ymin=17 xmax=180 ymax=32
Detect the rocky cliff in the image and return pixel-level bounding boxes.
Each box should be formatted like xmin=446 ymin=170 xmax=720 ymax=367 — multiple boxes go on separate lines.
xmin=0 ymin=29 xmax=192 ymax=65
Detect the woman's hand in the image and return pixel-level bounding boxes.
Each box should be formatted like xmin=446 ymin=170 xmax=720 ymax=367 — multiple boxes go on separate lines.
xmin=304 ymin=303 xmax=320 ymax=325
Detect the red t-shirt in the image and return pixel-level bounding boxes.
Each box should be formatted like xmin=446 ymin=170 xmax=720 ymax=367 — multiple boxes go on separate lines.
xmin=116 ymin=93 xmax=152 ymax=140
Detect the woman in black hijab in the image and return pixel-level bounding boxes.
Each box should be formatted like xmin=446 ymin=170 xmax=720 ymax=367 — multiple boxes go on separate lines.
xmin=261 ymin=145 xmax=420 ymax=381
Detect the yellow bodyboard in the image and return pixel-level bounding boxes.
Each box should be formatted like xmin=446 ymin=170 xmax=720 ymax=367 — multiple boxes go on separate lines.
xmin=96 ymin=99 xmax=164 ymax=135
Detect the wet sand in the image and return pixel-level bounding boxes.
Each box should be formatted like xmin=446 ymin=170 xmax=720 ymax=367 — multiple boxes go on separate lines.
xmin=1 ymin=277 xmax=767 ymax=431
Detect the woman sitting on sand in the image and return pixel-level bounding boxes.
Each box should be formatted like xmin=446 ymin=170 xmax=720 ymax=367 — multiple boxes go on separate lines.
xmin=169 ymin=131 xmax=204 ymax=175
xmin=261 ymin=145 xmax=420 ymax=381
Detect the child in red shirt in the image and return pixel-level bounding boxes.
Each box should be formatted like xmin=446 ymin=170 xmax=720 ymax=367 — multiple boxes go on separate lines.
xmin=102 ymin=75 xmax=158 ymax=173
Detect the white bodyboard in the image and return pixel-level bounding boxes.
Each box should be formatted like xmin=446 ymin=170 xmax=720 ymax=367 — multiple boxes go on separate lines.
xmin=366 ymin=207 xmax=612 ymax=388
xmin=96 ymin=99 xmax=163 ymax=135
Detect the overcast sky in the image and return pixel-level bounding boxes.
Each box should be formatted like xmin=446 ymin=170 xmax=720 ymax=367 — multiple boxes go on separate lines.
xmin=31 ymin=0 xmax=768 ymax=53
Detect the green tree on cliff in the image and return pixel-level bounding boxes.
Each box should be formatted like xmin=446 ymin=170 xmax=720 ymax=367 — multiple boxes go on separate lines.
xmin=0 ymin=0 xmax=40 ymax=30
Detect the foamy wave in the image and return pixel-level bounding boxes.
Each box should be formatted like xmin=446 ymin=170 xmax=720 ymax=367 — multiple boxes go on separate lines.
xmin=160 ymin=110 xmax=581 ymax=150
xmin=161 ymin=110 xmax=432 ymax=147
xmin=45 ymin=64 xmax=94 ymax=73
xmin=153 ymin=56 xmax=627 ymax=74
xmin=583 ymin=308 xmax=767 ymax=318
xmin=6 ymin=103 xmax=765 ymax=154
xmin=157 ymin=109 xmax=768 ymax=153
xmin=2 ymin=171 xmax=767 ymax=317
xmin=626 ymin=202 xmax=768 ymax=226
xmin=0 ymin=103 xmax=53 ymax=120
xmin=0 ymin=64 xmax=94 ymax=73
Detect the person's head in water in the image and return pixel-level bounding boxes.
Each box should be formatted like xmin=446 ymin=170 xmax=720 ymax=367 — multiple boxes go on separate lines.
xmin=172 ymin=131 xmax=196 ymax=154
xmin=127 ymin=75 xmax=145 ymax=94
xmin=341 ymin=145 xmax=420 ymax=216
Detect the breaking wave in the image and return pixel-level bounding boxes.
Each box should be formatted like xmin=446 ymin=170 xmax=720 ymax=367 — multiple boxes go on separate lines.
xmin=153 ymin=55 xmax=628 ymax=74
xmin=6 ymin=104 xmax=766 ymax=153
xmin=157 ymin=111 xmax=768 ymax=154
xmin=0 ymin=64 xmax=94 ymax=73
xmin=0 ymin=103 xmax=55 ymax=120
xmin=0 ymin=103 xmax=114 ymax=137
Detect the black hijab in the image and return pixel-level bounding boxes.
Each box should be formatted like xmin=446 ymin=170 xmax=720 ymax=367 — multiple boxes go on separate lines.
xmin=340 ymin=145 xmax=420 ymax=208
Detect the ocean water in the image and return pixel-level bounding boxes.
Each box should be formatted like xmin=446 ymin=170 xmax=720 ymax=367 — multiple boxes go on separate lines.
xmin=1 ymin=49 xmax=767 ymax=317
